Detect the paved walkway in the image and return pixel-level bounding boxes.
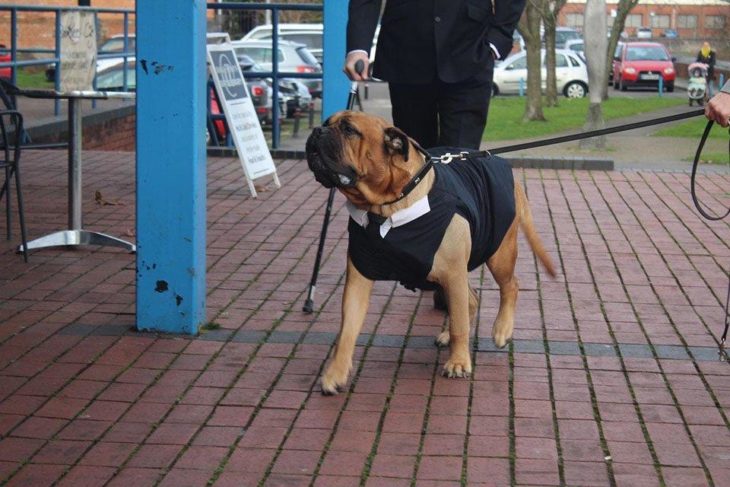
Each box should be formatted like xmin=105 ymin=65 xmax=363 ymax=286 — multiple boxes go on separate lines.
xmin=0 ymin=150 xmax=729 ymax=486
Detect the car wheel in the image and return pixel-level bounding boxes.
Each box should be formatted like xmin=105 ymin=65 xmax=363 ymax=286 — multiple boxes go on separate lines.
xmin=564 ymin=81 xmax=586 ymax=98
xmin=613 ymin=77 xmax=619 ymax=90
xmin=666 ymin=82 xmax=674 ymax=93
xmin=491 ymin=83 xmax=499 ymax=97
xmin=620 ymin=78 xmax=627 ymax=91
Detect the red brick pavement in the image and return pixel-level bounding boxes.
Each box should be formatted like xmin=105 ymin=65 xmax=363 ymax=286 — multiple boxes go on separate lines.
xmin=0 ymin=150 xmax=728 ymax=486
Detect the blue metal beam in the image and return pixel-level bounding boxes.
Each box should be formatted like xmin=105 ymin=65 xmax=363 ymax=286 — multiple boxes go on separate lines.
xmin=322 ymin=1 xmax=350 ymax=119
xmin=135 ymin=1 xmax=207 ymax=334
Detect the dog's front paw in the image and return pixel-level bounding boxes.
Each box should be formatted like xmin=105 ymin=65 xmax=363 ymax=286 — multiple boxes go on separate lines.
xmin=320 ymin=363 xmax=350 ymax=395
xmin=492 ymin=319 xmax=514 ymax=349
xmin=442 ymin=356 xmax=472 ymax=378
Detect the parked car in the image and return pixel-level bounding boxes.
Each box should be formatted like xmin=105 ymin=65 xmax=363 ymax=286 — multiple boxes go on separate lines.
xmin=555 ymin=27 xmax=581 ymax=48
xmin=46 ymin=34 xmax=136 ymax=82
xmin=241 ymin=23 xmax=323 ymax=63
xmin=230 ymin=39 xmax=322 ymax=98
xmin=492 ymin=49 xmax=588 ymax=98
xmin=612 ymin=42 xmax=675 ymax=92
xmin=0 ymin=44 xmax=12 ymax=80
xmin=608 ymin=41 xmax=625 ymax=84
xmin=237 ymin=54 xmax=311 ymax=120
xmin=662 ymin=28 xmax=678 ymax=39
xmin=636 ymin=27 xmax=652 ymax=39
xmin=564 ymin=39 xmax=584 ymax=54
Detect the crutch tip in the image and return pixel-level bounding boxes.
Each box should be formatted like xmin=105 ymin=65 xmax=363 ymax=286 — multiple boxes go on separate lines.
xmin=303 ymin=299 xmax=314 ymax=314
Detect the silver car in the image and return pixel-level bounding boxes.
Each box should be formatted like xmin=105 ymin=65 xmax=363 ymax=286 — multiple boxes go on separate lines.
xmin=230 ymin=39 xmax=322 ymax=98
xmin=492 ymin=49 xmax=589 ymax=98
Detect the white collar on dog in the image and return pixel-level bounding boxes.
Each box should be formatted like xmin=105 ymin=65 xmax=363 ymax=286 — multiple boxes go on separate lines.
xmin=346 ymin=197 xmax=431 ymax=238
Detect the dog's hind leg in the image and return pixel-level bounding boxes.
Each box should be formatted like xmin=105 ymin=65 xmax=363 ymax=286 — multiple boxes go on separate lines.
xmin=487 ymin=219 xmax=519 ymax=349
xmin=321 ymin=257 xmax=373 ymax=395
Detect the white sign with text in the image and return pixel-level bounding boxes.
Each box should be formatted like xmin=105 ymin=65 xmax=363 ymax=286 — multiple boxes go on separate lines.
xmin=59 ymin=10 xmax=97 ymax=92
xmin=207 ymin=44 xmax=280 ymax=198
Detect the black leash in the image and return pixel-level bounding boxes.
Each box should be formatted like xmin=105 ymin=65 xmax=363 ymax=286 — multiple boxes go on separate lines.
xmin=431 ymin=109 xmax=730 ymax=361
xmin=690 ymin=119 xmax=730 ymax=361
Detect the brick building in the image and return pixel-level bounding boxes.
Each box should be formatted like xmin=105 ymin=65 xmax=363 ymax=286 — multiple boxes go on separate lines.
xmin=560 ymin=0 xmax=728 ymax=40
xmin=0 ymin=1 xmax=135 ymax=49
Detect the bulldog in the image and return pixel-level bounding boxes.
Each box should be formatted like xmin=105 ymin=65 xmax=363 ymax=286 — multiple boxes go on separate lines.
xmin=306 ymin=111 xmax=556 ymax=395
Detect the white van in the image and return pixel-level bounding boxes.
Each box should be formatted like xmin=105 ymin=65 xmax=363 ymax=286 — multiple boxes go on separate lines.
xmin=242 ymin=23 xmax=323 ymax=63
xmin=241 ymin=23 xmax=380 ymax=65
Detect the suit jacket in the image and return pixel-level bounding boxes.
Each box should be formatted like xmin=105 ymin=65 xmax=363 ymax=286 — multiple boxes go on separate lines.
xmin=347 ymin=0 xmax=526 ymax=84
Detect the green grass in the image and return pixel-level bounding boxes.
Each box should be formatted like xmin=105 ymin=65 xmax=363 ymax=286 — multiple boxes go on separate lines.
xmin=14 ymin=68 xmax=54 ymax=89
xmin=652 ymin=117 xmax=729 ymax=140
xmin=484 ymin=96 xmax=685 ymax=141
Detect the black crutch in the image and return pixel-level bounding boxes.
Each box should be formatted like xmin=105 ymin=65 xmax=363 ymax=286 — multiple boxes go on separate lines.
xmin=303 ymin=61 xmax=364 ymax=313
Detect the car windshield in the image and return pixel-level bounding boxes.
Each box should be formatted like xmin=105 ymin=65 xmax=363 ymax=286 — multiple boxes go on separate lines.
xmin=234 ymin=46 xmax=285 ymax=65
xmin=99 ymin=37 xmax=135 ymax=53
xmin=556 ymin=30 xmax=580 ymax=45
xmin=626 ymin=46 xmax=669 ymax=61
xmin=96 ymin=66 xmax=136 ymax=90
xmin=296 ymin=47 xmax=319 ymax=66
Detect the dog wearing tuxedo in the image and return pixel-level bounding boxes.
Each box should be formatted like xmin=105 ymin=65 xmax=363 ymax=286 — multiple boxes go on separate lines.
xmin=306 ymin=111 xmax=556 ymax=395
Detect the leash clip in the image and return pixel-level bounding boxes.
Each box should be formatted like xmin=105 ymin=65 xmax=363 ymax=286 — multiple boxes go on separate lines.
xmin=439 ymin=151 xmax=470 ymax=164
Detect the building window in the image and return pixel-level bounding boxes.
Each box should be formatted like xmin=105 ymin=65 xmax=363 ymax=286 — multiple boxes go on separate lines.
xmin=704 ymin=15 xmax=726 ymax=29
xmin=677 ymin=15 xmax=697 ymax=29
xmin=625 ymin=14 xmax=642 ymax=28
xmin=565 ymin=13 xmax=583 ymax=28
xmin=650 ymin=15 xmax=670 ymax=29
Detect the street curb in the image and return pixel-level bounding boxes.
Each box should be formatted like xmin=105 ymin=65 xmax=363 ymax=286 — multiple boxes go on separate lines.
xmin=208 ymin=148 xmax=615 ymax=171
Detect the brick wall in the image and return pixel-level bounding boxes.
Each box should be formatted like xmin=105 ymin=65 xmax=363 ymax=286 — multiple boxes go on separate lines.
xmin=28 ymin=106 xmax=136 ymax=152
xmin=0 ymin=1 xmax=135 ymax=49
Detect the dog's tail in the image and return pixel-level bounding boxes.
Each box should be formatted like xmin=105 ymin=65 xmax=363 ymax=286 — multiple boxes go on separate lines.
xmin=515 ymin=182 xmax=557 ymax=278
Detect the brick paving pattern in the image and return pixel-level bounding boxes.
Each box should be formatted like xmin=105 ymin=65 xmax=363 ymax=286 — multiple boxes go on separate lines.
xmin=0 ymin=150 xmax=728 ymax=486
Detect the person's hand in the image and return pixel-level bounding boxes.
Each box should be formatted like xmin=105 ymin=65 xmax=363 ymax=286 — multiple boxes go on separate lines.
xmin=705 ymin=91 xmax=730 ymax=128
xmin=343 ymin=51 xmax=370 ymax=81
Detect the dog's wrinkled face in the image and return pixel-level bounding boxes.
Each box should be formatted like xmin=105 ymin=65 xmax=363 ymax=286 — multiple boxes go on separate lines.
xmin=306 ymin=111 xmax=415 ymax=206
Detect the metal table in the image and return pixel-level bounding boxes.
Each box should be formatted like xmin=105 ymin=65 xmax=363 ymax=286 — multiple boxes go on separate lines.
xmin=14 ymin=89 xmax=136 ymax=253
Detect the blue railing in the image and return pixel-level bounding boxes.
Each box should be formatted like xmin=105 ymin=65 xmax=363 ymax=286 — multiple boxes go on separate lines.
xmin=0 ymin=5 xmax=135 ymax=116
xmin=0 ymin=3 xmax=323 ymax=149
xmin=208 ymin=2 xmax=323 ymax=148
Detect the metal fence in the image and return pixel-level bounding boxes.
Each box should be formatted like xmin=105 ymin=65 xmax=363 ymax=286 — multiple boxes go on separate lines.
xmin=0 ymin=2 xmax=324 ymax=149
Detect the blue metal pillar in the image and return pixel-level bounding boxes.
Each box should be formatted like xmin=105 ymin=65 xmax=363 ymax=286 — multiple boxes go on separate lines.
xmin=135 ymin=1 xmax=207 ymax=334
xmin=322 ymin=1 xmax=350 ymax=119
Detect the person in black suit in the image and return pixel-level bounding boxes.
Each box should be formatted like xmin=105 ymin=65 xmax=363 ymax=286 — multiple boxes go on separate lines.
xmin=344 ymin=0 xmax=526 ymax=150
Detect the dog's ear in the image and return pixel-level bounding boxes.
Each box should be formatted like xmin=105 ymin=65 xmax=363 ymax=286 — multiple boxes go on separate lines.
xmin=384 ymin=127 xmax=409 ymax=162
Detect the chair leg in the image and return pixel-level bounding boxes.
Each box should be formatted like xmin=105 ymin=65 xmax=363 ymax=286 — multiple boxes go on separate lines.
xmin=3 ymin=166 xmax=10 ymax=241
xmin=13 ymin=165 xmax=28 ymax=263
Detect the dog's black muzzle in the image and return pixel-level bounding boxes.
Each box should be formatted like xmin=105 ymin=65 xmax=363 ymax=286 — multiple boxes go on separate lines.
xmin=306 ymin=126 xmax=359 ymax=189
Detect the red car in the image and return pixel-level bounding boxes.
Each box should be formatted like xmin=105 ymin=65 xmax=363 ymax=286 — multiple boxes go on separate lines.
xmin=612 ymin=42 xmax=675 ymax=92
xmin=0 ymin=44 xmax=12 ymax=80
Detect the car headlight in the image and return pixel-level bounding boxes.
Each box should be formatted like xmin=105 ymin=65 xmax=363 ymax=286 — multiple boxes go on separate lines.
xmin=624 ymin=67 xmax=636 ymax=74
xmin=663 ymin=67 xmax=674 ymax=74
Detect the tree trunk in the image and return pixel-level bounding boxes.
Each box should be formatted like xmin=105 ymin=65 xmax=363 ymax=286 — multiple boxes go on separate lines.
xmin=602 ymin=0 xmax=640 ymax=100
xmin=521 ymin=3 xmax=545 ymax=122
xmin=581 ymin=0 xmax=607 ymax=148
xmin=544 ymin=20 xmax=558 ymax=107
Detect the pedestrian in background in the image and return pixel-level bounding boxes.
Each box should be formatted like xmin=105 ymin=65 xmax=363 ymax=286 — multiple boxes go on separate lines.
xmin=344 ymin=0 xmax=527 ymax=150
xmin=696 ymin=41 xmax=716 ymax=95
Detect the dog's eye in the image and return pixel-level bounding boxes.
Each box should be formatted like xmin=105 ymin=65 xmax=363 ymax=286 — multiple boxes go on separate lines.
xmin=342 ymin=123 xmax=360 ymax=138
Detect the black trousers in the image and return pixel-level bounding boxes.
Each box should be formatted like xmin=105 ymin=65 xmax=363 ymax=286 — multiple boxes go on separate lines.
xmin=388 ymin=72 xmax=493 ymax=150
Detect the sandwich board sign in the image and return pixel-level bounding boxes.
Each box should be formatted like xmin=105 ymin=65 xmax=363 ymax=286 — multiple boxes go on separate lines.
xmin=207 ymin=44 xmax=280 ymax=197
xmin=59 ymin=10 xmax=97 ymax=92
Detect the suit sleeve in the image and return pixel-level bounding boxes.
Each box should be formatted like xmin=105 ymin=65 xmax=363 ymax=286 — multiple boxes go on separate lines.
xmin=486 ymin=0 xmax=527 ymax=59
xmin=347 ymin=0 xmax=383 ymax=53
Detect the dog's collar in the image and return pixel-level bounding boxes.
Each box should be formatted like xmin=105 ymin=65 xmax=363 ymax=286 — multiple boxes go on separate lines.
xmin=384 ymin=145 xmax=435 ymax=204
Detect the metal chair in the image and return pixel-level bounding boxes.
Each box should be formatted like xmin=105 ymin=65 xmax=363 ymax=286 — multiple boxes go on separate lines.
xmin=0 ymin=109 xmax=28 ymax=262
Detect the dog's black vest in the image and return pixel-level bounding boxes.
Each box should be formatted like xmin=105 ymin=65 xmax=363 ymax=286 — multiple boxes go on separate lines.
xmin=348 ymin=149 xmax=515 ymax=291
